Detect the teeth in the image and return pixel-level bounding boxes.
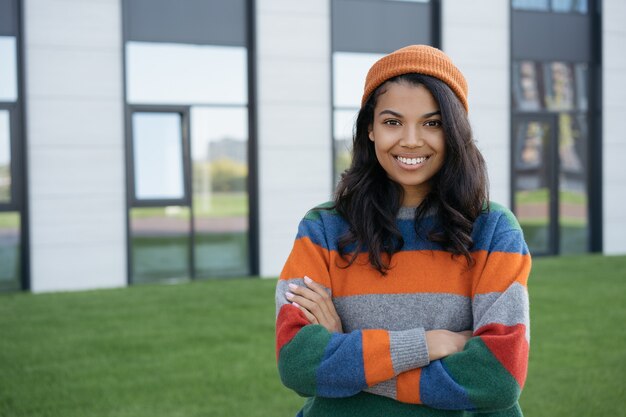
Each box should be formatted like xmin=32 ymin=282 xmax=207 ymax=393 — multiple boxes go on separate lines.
xmin=397 ymin=156 xmax=428 ymax=165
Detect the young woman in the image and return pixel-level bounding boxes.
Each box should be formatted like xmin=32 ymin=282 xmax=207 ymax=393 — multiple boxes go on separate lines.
xmin=275 ymin=45 xmax=531 ymax=417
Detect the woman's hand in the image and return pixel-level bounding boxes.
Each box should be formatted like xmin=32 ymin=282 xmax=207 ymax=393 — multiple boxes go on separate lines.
xmin=285 ymin=276 xmax=343 ymax=333
xmin=425 ymin=329 xmax=472 ymax=361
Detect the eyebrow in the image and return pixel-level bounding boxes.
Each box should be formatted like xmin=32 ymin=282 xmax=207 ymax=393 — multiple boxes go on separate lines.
xmin=378 ymin=109 xmax=441 ymax=118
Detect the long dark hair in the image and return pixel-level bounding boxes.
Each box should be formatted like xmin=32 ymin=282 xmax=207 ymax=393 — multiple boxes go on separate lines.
xmin=333 ymin=73 xmax=489 ymax=274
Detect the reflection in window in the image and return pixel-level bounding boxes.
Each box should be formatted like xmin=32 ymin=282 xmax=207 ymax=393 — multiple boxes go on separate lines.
xmin=126 ymin=42 xmax=247 ymax=105
xmin=0 ymin=211 xmax=20 ymax=291
xmin=0 ymin=37 xmax=17 ymax=102
xmin=559 ymin=114 xmax=588 ymax=253
xmin=333 ymin=52 xmax=383 ymax=182
xmin=333 ymin=52 xmax=383 ymax=108
xmin=514 ymin=121 xmax=551 ymax=254
xmin=543 ymin=62 xmax=574 ymax=111
xmin=574 ymin=64 xmax=588 ymax=111
xmin=512 ymin=0 xmax=549 ymax=11
xmin=513 ymin=61 xmax=542 ymax=111
xmin=190 ymin=107 xmax=249 ymax=277
xmin=0 ymin=110 xmax=10 ymax=203
xmin=552 ymin=0 xmax=587 ymax=13
xmin=334 ymin=109 xmax=356 ymax=179
xmin=130 ymin=206 xmax=191 ymax=283
xmin=132 ymin=112 xmax=185 ymax=201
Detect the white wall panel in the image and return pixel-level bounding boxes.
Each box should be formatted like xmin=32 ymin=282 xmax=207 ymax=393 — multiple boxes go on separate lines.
xmin=603 ymin=0 xmax=626 ymax=254
xmin=443 ymin=0 xmax=510 ymax=208
xmin=25 ymin=0 xmax=127 ymax=292
xmin=256 ymin=0 xmax=332 ymax=277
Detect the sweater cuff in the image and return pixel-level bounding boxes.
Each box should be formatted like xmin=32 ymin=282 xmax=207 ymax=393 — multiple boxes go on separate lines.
xmin=388 ymin=327 xmax=430 ymax=373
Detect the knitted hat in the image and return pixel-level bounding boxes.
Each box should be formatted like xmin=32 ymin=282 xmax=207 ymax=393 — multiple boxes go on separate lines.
xmin=361 ymin=45 xmax=468 ymax=112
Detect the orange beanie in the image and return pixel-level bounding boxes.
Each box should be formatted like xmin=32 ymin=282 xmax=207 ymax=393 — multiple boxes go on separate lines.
xmin=361 ymin=45 xmax=468 ymax=112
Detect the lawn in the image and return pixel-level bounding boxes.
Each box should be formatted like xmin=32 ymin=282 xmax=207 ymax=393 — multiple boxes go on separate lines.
xmin=1 ymin=255 xmax=625 ymax=417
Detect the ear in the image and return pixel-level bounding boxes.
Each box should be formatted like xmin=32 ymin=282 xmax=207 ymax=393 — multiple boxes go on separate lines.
xmin=368 ymin=125 xmax=374 ymax=142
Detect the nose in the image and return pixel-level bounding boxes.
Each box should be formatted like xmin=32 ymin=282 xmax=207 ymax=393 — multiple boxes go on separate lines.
xmin=401 ymin=126 xmax=425 ymax=148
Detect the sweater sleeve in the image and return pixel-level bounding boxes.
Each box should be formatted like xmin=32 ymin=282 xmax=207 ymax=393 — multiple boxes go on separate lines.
xmin=275 ymin=213 xmax=430 ymax=398
xmin=388 ymin=213 xmax=531 ymax=412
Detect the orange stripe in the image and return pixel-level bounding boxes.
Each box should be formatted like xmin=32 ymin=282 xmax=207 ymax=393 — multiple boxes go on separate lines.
xmin=473 ymin=252 xmax=531 ymax=295
xmin=330 ymin=250 xmax=483 ymax=297
xmin=362 ymin=329 xmax=395 ymax=386
xmin=396 ymin=369 xmax=422 ymax=404
xmin=279 ymin=237 xmax=332 ymax=288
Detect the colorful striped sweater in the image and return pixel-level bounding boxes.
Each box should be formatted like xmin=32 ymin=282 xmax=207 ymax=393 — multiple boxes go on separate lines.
xmin=275 ymin=202 xmax=531 ymax=417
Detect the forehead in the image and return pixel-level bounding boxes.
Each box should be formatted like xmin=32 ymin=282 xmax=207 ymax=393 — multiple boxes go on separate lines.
xmin=375 ymin=81 xmax=439 ymax=112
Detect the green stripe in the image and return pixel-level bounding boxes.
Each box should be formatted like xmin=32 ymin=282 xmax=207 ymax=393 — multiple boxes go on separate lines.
xmin=278 ymin=325 xmax=331 ymax=396
xmin=442 ymin=337 xmax=521 ymax=412
xmin=487 ymin=201 xmax=522 ymax=232
xmin=304 ymin=201 xmax=336 ymax=221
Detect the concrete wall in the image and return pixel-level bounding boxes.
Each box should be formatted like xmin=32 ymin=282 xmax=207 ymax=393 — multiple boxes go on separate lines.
xmin=442 ymin=0 xmax=511 ymax=208
xmin=255 ymin=0 xmax=333 ymax=277
xmin=24 ymin=0 xmax=127 ymax=292
xmin=602 ymin=0 xmax=626 ymax=254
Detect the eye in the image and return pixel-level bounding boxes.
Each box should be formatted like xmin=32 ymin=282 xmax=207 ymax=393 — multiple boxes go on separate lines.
xmin=383 ymin=119 xmax=402 ymax=126
xmin=424 ymin=120 xmax=442 ymax=128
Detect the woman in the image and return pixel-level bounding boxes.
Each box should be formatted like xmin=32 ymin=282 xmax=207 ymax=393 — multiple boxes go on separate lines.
xmin=275 ymin=45 xmax=531 ymax=417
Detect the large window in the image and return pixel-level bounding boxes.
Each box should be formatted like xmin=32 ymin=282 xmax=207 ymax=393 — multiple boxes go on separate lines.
xmin=123 ymin=0 xmax=254 ymax=283
xmin=511 ymin=0 xmax=600 ymax=255
xmin=331 ymin=0 xmax=438 ymax=183
xmin=0 ymin=0 xmax=24 ymax=291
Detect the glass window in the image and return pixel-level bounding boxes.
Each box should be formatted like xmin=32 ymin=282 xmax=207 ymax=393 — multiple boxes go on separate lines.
xmin=559 ymin=113 xmax=588 ymax=253
xmin=514 ymin=121 xmax=551 ymax=254
xmin=333 ymin=109 xmax=356 ymax=178
xmin=513 ymin=61 xmax=543 ymax=111
xmin=512 ymin=0 xmax=549 ymax=11
xmin=543 ymin=62 xmax=575 ymax=111
xmin=574 ymin=63 xmax=588 ymax=111
xmin=190 ymin=106 xmax=249 ymax=277
xmin=0 ymin=110 xmax=10 ymax=203
xmin=0 ymin=211 xmax=20 ymax=290
xmin=0 ymin=36 xmax=17 ymax=102
xmin=126 ymin=42 xmax=247 ymax=105
xmin=333 ymin=52 xmax=383 ymax=108
xmin=333 ymin=52 xmax=382 ymax=182
xmin=132 ymin=112 xmax=185 ymax=201
xmin=130 ymin=206 xmax=191 ymax=283
xmin=552 ymin=0 xmax=588 ymax=13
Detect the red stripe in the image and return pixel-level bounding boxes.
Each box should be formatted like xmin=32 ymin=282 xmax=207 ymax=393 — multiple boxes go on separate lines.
xmin=276 ymin=304 xmax=309 ymax=359
xmin=476 ymin=323 xmax=529 ymax=388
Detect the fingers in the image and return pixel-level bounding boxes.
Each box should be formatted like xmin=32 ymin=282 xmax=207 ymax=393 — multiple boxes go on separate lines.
xmin=292 ymin=302 xmax=318 ymax=324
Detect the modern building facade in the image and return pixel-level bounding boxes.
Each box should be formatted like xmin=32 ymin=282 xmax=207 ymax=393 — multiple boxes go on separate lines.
xmin=0 ymin=0 xmax=624 ymax=293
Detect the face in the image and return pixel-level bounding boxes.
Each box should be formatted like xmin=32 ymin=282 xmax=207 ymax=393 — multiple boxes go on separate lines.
xmin=368 ymin=82 xmax=446 ymax=207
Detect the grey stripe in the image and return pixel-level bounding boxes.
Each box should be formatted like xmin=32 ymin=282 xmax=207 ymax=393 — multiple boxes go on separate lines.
xmin=334 ymin=293 xmax=472 ymax=333
xmin=473 ymin=282 xmax=530 ymax=341
xmin=275 ymin=278 xmax=332 ymax=318
xmin=364 ymin=377 xmax=397 ymax=399
xmin=389 ymin=327 xmax=429 ymax=373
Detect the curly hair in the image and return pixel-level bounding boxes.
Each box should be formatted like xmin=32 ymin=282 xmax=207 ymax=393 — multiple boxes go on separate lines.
xmin=333 ymin=73 xmax=489 ymax=274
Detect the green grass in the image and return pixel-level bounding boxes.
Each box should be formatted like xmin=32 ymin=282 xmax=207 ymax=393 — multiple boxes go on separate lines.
xmin=1 ymin=255 xmax=625 ymax=417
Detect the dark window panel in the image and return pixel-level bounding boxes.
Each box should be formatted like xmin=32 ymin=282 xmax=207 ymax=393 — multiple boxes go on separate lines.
xmin=0 ymin=0 xmax=16 ymax=36
xmin=125 ymin=0 xmax=246 ymax=46
xmin=332 ymin=0 xmax=431 ymax=53
xmin=512 ymin=11 xmax=590 ymax=61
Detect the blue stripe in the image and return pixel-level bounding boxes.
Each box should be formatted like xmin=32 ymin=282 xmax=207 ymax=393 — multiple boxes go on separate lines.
xmin=315 ymin=332 xmax=367 ymax=397
xmin=295 ymin=203 xmax=529 ymax=255
xmin=420 ymin=360 xmax=475 ymax=410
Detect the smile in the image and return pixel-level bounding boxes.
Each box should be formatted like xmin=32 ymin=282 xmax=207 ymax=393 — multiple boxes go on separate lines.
xmin=396 ymin=155 xmax=429 ymax=165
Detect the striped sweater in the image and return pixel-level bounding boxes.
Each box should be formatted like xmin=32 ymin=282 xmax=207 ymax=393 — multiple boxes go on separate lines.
xmin=275 ymin=202 xmax=531 ymax=417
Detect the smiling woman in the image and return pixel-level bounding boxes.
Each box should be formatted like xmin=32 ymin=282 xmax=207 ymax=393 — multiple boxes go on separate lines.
xmin=275 ymin=45 xmax=531 ymax=417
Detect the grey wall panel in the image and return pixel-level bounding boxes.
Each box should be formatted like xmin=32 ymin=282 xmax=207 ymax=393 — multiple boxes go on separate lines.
xmin=0 ymin=0 xmax=16 ymax=35
xmin=332 ymin=0 xmax=431 ymax=53
xmin=126 ymin=0 xmax=246 ymax=46
xmin=512 ymin=11 xmax=590 ymax=62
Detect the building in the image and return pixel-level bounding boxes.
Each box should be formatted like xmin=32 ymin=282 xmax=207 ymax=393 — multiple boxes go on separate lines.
xmin=0 ymin=0 xmax=624 ymax=293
